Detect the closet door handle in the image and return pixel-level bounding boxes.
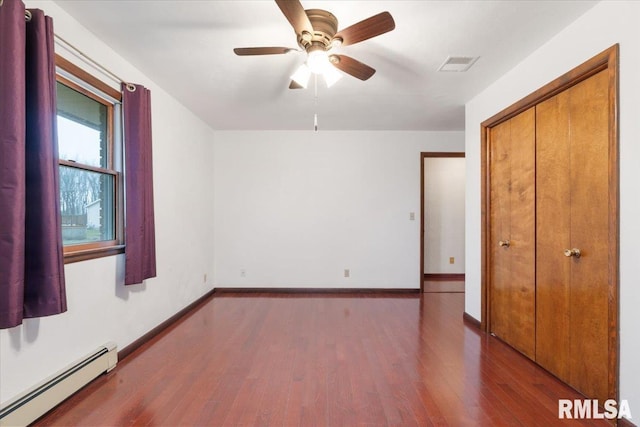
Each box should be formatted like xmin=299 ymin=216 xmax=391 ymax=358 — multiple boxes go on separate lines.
xmin=498 ymin=240 xmax=510 ymax=248
xmin=564 ymin=248 xmax=581 ymax=258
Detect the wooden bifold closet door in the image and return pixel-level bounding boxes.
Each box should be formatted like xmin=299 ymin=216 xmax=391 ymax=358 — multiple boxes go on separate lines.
xmin=484 ymin=45 xmax=617 ymax=404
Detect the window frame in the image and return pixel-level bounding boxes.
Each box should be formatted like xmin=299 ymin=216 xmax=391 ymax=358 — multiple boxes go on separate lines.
xmin=55 ymin=55 xmax=125 ymax=263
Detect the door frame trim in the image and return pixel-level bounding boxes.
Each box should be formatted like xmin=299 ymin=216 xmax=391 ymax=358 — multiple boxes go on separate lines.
xmin=480 ymin=44 xmax=619 ymax=400
xmin=420 ymin=152 xmax=465 ymax=292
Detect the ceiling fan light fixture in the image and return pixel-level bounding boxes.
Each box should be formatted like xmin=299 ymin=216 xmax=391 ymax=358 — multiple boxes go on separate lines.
xmin=291 ymin=63 xmax=311 ymax=88
xmin=324 ymin=65 xmax=343 ymax=87
xmin=307 ymin=49 xmax=330 ymax=74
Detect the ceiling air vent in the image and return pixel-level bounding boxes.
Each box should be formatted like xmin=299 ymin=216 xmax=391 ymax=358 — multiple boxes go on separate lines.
xmin=438 ymin=56 xmax=479 ymax=72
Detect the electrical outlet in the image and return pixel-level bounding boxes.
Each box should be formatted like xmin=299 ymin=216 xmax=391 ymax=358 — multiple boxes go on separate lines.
xmin=344 ymin=269 xmax=350 ymax=278
xmin=409 ymin=212 xmax=415 ymax=221
xmin=449 ymin=257 xmax=455 ymax=264
xmin=204 ymin=273 xmax=207 ymax=283
xmin=240 ymin=269 xmax=246 ymax=277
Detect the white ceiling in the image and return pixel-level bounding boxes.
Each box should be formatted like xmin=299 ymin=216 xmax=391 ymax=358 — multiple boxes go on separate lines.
xmin=53 ymin=0 xmax=597 ymax=131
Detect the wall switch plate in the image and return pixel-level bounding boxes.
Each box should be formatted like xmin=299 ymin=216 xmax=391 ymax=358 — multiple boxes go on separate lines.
xmin=344 ymin=269 xmax=350 ymax=278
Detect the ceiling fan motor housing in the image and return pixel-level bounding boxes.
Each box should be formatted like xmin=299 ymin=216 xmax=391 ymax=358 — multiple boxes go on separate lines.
xmin=298 ymin=9 xmax=339 ymax=51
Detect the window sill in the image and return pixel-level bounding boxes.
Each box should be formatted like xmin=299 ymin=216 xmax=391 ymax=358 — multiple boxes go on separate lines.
xmin=64 ymin=245 xmax=125 ymax=264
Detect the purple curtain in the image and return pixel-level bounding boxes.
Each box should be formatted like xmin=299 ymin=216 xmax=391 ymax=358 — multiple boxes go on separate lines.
xmin=122 ymin=83 xmax=156 ymax=285
xmin=0 ymin=2 xmax=66 ymax=329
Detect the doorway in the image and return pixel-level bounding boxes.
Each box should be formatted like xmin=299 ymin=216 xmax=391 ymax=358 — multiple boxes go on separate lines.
xmin=420 ymin=152 xmax=465 ymax=292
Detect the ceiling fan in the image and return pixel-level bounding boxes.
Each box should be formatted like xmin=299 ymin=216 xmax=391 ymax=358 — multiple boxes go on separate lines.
xmin=233 ymin=0 xmax=395 ymax=89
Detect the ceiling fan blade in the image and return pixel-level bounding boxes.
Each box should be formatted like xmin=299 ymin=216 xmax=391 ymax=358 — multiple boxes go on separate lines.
xmin=289 ymin=80 xmax=304 ymax=89
xmin=234 ymin=47 xmax=293 ymax=56
xmin=331 ymin=55 xmax=376 ymax=81
xmin=334 ymin=12 xmax=395 ymax=47
xmin=275 ymin=0 xmax=314 ymax=36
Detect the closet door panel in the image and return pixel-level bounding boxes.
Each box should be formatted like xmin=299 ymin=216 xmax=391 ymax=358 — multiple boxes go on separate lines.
xmin=489 ymin=108 xmax=536 ymax=359
xmin=568 ymin=70 xmax=609 ymax=401
xmin=535 ymin=93 xmax=572 ymax=381
xmin=536 ymin=70 xmax=610 ymax=402
xmin=489 ymin=120 xmax=512 ymax=345
xmin=506 ymin=108 xmax=536 ymax=359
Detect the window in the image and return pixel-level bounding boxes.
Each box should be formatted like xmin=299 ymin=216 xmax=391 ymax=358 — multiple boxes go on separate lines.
xmin=55 ymin=56 xmax=124 ymax=262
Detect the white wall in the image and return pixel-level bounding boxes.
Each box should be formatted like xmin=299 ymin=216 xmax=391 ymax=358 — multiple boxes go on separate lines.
xmin=424 ymin=157 xmax=465 ymax=274
xmin=213 ymin=131 xmax=464 ymax=288
xmin=465 ymin=0 xmax=640 ymax=415
xmin=0 ymin=1 xmax=215 ymax=403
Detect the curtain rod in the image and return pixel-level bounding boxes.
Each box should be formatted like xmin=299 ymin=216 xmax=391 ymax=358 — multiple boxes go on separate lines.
xmin=12 ymin=5 xmax=137 ymax=92
xmin=54 ymin=34 xmax=136 ymax=91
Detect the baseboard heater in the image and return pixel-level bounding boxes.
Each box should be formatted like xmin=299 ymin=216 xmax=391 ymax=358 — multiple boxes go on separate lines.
xmin=0 ymin=342 xmax=117 ymax=427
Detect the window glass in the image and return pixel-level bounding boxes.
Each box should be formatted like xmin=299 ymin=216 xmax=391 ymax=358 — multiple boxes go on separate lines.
xmin=56 ymin=82 xmax=108 ymax=168
xmin=59 ymin=166 xmax=115 ymax=245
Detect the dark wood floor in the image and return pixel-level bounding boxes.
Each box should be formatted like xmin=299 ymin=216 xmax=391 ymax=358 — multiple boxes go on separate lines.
xmin=423 ymin=280 xmax=465 ymax=293
xmin=35 ymin=288 xmax=609 ymax=426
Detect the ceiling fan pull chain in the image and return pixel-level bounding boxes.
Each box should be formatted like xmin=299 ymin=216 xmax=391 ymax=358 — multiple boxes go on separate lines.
xmin=314 ymin=74 xmax=319 ymax=132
